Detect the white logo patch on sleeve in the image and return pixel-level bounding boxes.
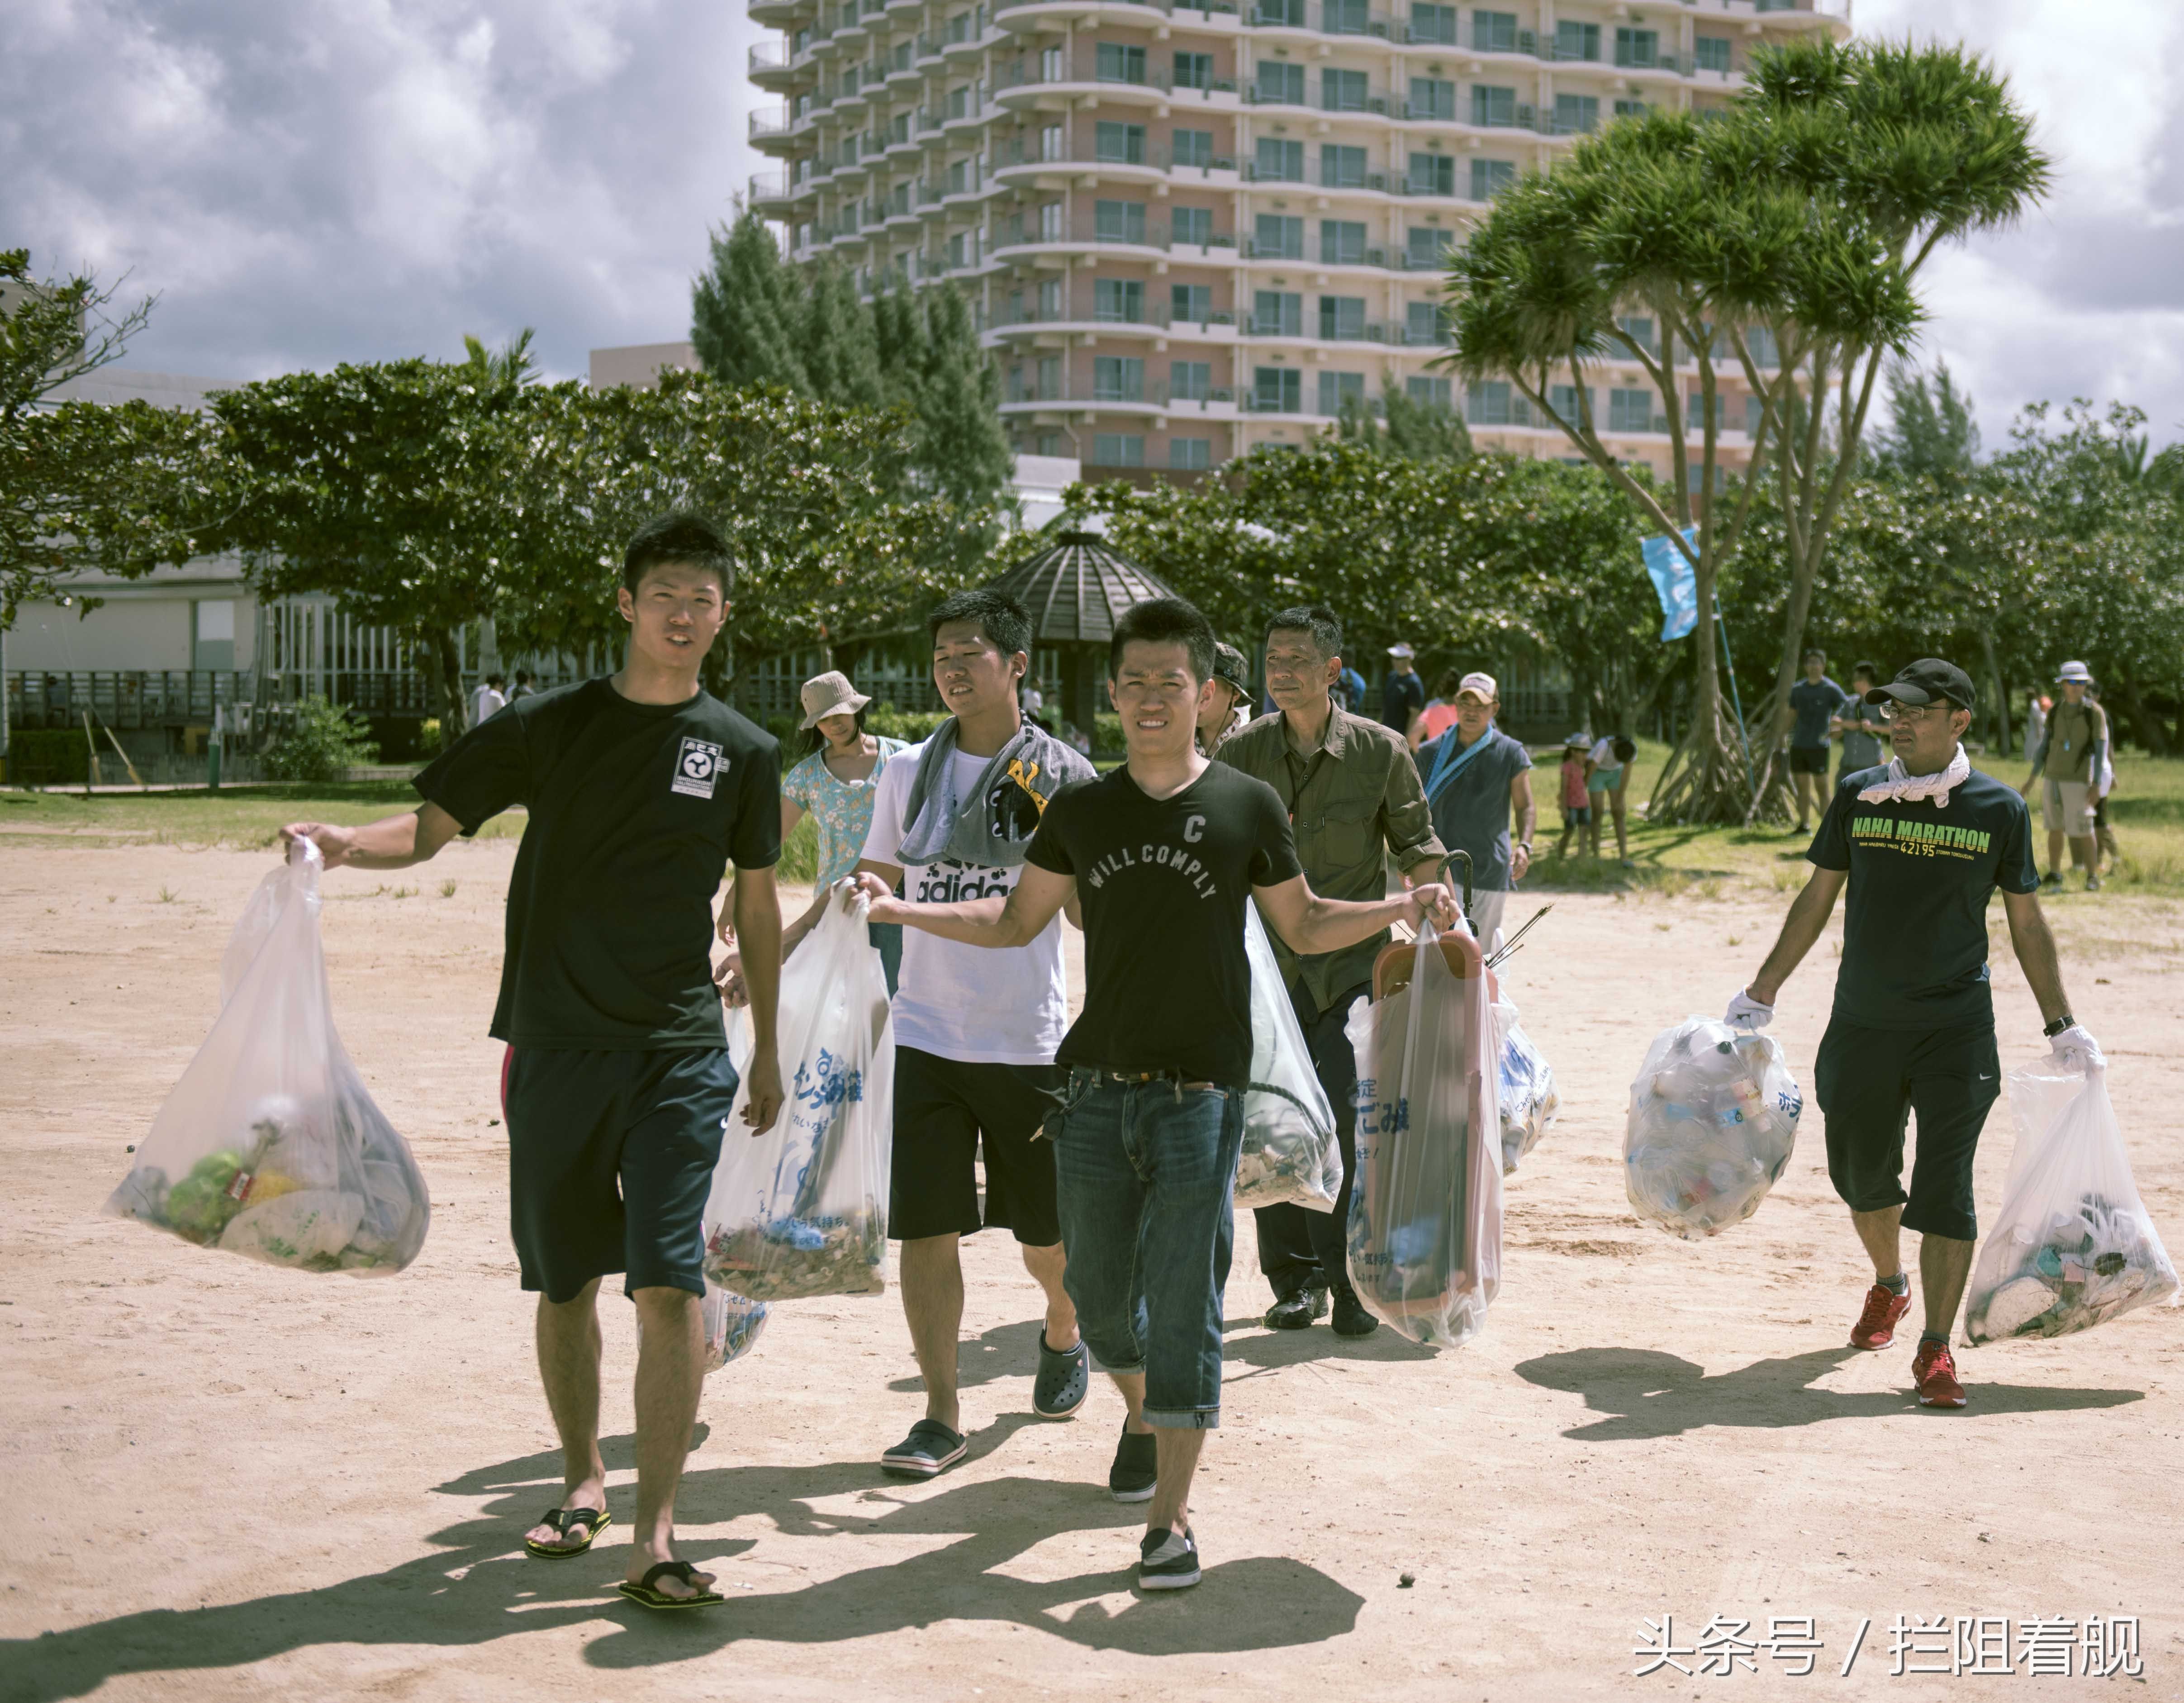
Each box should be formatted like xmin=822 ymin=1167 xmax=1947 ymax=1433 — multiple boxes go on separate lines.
xmin=672 ymin=737 xmax=724 ymax=799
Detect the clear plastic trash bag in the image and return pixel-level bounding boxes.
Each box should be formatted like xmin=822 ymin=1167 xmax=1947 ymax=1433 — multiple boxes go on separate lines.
xmin=1234 ymin=902 xmax=1341 ymax=1212
xmin=702 ymin=885 xmax=893 ymax=1302
xmin=701 ymin=1280 xmax=769 ymax=1372
xmin=1624 ymin=1016 xmax=1801 ymax=1241
xmin=1493 ymin=999 xmax=1558 ymax=1177
xmin=1344 ymin=920 xmax=1502 ymax=1348
xmin=1965 ymin=1066 xmax=2179 ymax=1344
xmin=103 ymin=839 xmax=430 ymax=1273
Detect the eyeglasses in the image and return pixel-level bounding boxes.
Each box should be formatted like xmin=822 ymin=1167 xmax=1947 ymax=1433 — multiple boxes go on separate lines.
xmin=1876 ymin=700 xmax=1955 ymax=723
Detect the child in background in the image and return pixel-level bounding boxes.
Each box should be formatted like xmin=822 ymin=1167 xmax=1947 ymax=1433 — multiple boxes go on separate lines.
xmin=1554 ymin=734 xmax=1592 ymax=859
xmin=1586 ymin=734 xmax=1637 ymax=865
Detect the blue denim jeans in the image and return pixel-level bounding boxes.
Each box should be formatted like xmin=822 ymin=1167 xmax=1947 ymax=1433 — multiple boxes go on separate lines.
xmin=1052 ymin=1070 xmax=1244 ymax=1430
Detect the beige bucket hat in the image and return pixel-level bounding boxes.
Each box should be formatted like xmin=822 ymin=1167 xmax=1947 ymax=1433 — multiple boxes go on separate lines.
xmin=798 ymin=669 xmax=872 ymax=728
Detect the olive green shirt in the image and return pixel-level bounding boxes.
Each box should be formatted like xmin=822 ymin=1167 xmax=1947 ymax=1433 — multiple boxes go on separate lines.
xmin=1218 ymin=701 xmax=1446 ymax=1015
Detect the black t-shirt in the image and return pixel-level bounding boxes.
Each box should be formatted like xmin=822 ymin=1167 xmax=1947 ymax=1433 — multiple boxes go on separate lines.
xmin=1382 ymin=669 xmax=1425 ymax=732
xmin=1809 ymin=766 xmax=2039 ymax=1029
xmin=1026 ymin=761 xmax=1304 ymax=1085
xmin=415 ymin=678 xmax=780 ymax=1051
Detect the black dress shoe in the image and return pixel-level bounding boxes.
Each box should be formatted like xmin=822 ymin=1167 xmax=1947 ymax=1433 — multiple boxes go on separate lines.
xmin=1264 ymin=1284 xmax=1329 ymax=1330
xmin=1329 ymin=1284 xmax=1380 ymax=1337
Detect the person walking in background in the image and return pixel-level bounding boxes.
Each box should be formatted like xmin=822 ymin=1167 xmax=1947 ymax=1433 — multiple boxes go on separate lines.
xmin=1414 ymin=672 xmax=1534 ymax=950
xmin=1218 ymin=605 xmax=1445 ymax=1337
xmin=1408 ymin=669 xmax=1465 ymax=751
xmin=1585 ymin=733 xmax=1636 ymax=865
xmin=775 ymin=671 xmax=908 ymax=993
xmin=1832 ymin=661 xmax=1888 ymax=785
xmin=2021 ymin=660 xmax=2108 ymax=894
xmin=1020 ymin=675 xmax=1047 ymax=729
xmin=1337 ymin=660 xmax=1368 ymax=714
xmin=2023 ymin=687 xmax=2049 ymax=760
xmin=508 ymin=669 xmax=536 ymax=704
xmin=1786 ymin=650 xmax=1850 ymax=835
xmin=469 ymin=672 xmax=508 ymax=730
xmin=1381 ymin=642 xmax=1425 ymax=736
xmin=2090 ymin=687 xmax=2121 ymax=876
xmin=1553 ymin=735 xmax=1591 ymax=860
xmin=1196 ymin=642 xmax=1253 ymax=754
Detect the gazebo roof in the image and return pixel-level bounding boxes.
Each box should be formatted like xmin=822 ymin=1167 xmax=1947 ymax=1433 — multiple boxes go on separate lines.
xmin=983 ymin=530 xmax=1181 ymax=647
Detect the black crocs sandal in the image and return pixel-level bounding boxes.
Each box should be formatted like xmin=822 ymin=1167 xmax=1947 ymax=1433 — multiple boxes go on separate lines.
xmin=880 ymin=1418 xmax=968 ymax=1479
xmin=616 ymin=1560 xmax=725 ymax=1610
xmin=524 ymin=1505 xmax=611 ymax=1559
xmin=1033 ymin=1332 xmax=1090 ymax=1418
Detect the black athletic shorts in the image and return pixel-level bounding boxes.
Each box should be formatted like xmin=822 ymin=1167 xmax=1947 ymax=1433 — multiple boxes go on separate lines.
xmin=504 ymin=1047 xmax=737 ymax=1303
xmin=890 ymin=1045 xmax=1064 ymax=1246
xmin=1814 ymin=1018 xmax=1999 ymax=1243
xmin=1789 ymin=745 xmax=1830 ymax=775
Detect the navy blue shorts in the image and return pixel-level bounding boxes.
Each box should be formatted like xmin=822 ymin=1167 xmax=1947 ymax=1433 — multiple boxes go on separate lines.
xmin=1789 ymin=745 xmax=1830 ymax=775
xmin=504 ymin=1047 xmax=737 ymax=1303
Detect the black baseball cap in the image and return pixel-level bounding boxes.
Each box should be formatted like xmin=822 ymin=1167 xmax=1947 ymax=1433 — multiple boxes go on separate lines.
xmin=1866 ymin=659 xmax=1975 ymax=710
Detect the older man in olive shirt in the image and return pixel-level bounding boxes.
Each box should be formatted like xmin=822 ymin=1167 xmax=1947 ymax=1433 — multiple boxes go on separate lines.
xmin=1219 ymin=605 xmax=1445 ymax=1336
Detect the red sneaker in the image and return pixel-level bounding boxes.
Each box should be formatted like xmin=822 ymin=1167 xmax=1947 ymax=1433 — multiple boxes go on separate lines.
xmin=1850 ymin=1283 xmax=1910 ymax=1350
xmin=1913 ymin=1340 xmax=1967 ymax=1409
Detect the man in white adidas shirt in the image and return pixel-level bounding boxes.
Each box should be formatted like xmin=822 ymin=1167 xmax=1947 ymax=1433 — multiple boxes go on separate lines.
xmin=855 ymin=588 xmax=1096 ymax=1479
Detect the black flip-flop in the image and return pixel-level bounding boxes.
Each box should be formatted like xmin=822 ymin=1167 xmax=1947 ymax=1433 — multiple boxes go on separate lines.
xmin=617 ymin=1560 xmax=726 ymax=1610
xmin=524 ymin=1506 xmax=611 ymax=1559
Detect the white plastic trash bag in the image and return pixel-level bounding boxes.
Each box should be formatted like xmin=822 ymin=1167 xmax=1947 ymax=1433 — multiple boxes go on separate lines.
xmin=1624 ymin=1016 xmax=1801 ymax=1241
xmin=701 ymin=1280 xmax=769 ymax=1372
xmin=1493 ymin=999 xmax=1558 ymax=1177
xmin=1234 ymin=902 xmax=1341 ymax=1212
xmin=1964 ymin=1066 xmax=2179 ymax=1344
xmin=703 ymin=885 xmax=893 ymax=1302
xmin=1344 ymin=921 xmax=1502 ymax=1348
xmin=104 ymin=839 xmax=431 ymax=1273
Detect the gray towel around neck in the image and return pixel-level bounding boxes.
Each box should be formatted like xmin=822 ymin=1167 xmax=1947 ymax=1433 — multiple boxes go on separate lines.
xmin=896 ymin=717 xmax=1093 ymax=869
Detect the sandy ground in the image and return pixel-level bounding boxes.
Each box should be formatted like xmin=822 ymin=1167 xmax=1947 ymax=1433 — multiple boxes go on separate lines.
xmin=3 ymin=837 xmax=2181 ymax=1703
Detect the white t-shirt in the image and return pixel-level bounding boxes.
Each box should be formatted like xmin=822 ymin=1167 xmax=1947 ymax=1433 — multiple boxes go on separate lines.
xmin=861 ymin=743 xmax=1070 ymax=1066
xmin=1021 ymin=685 xmax=1045 ymax=716
xmin=470 ymin=685 xmax=507 ymax=727
xmin=1588 ymin=737 xmax=1621 ymax=772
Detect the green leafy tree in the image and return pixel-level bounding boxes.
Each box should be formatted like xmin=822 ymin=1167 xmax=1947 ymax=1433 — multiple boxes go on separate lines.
xmin=1866 ymin=358 xmax=1980 ymax=485
xmin=800 ymin=257 xmax=885 ymax=411
xmin=691 ymin=211 xmax=810 ymax=390
xmin=1334 ymin=382 xmax=1473 ymax=462
xmin=262 ymin=696 xmax=382 ymax=781
xmin=907 ymin=284 xmax=1012 ymax=507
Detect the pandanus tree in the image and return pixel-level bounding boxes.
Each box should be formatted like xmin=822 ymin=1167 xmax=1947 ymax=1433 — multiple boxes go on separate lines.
xmin=1442 ymin=37 xmax=2046 ymax=823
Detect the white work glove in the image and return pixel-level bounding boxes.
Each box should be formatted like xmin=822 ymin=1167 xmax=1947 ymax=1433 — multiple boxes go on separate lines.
xmin=1725 ymin=989 xmax=1775 ymax=1031
xmin=2049 ymin=1024 xmax=2105 ymax=1074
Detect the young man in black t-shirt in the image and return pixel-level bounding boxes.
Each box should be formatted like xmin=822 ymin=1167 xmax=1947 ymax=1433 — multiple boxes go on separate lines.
xmin=281 ymin=513 xmax=784 ymax=1610
xmin=862 ymin=598 xmax=1454 ymax=1592
xmin=1727 ymin=659 xmax=2099 ymax=1412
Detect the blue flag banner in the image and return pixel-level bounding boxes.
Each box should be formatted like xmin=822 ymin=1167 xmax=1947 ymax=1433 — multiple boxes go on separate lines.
xmin=1642 ymin=528 xmax=1700 ymax=642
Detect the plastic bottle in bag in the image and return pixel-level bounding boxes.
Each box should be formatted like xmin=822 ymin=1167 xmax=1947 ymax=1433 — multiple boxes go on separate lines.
xmin=1344 ymin=920 xmax=1502 ymax=1348
xmin=1234 ymin=902 xmax=1342 ymax=1212
xmin=1964 ymin=1066 xmax=2179 ymax=1344
xmin=702 ymin=885 xmax=893 ymax=1302
xmin=1492 ymin=999 xmax=1558 ymax=1177
xmin=1624 ymin=1016 xmax=1801 ymax=1241
xmin=104 ymin=839 xmax=431 ymax=1273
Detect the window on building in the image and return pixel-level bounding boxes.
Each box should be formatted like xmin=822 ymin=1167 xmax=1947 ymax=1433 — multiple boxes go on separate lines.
xmin=1173 ymin=206 xmax=1215 ymax=247
xmin=1096 ymin=43 xmax=1147 ymax=84
xmin=1092 ymin=432 xmax=1146 ymax=466
xmin=1172 ymin=359 xmax=1213 ymax=399
xmin=1554 ymin=19 xmax=1600 ymax=60
xmin=1255 ymin=137 xmax=1305 ymax=181
xmin=1318 ymin=370 xmax=1366 ymax=415
xmin=1318 ymin=295 xmax=1366 ymax=339
xmin=1254 ymin=366 xmax=1302 ymax=411
xmin=1169 ymin=435 xmax=1212 ymax=470
xmin=1469 ymin=157 xmax=1515 ymax=200
xmin=1253 ymin=0 xmax=1305 ymax=24
xmin=1039 ymin=278 xmax=1064 ymax=318
xmin=1471 ymin=84 xmax=1516 ymax=126
xmin=1174 ymin=50 xmax=1214 ymax=89
xmin=1173 ymin=127 xmax=1214 ymax=169
xmin=1614 ymin=26 xmax=1658 ymax=67
xmin=1038 ymin=123 xmax=1064 ymax=161
xmin=1695 ymin=34 xmax=1732 ymax=73
xmin=192 ymin=599 xmax=237 ymax=671
xmin=1548 ymin=382 xmax=1595 ymax=422
xmin=1406 ymin=375 xmax=1453 ymax=410
xmin=1007 ymin=362 xmax=1026 ymax=402
xmin=1253 ymin=290 xmax=1302 ymax=336
xmin=1472 ymin=9 xmax=1517 ymax=52
xmin=1320 ymin=219 xmax=1367 ymax=264
xmin=1036 ymin=354 xmax=1062 ymax=399
xmin=1467 ymin=380 xmax=1514 ymax=425
xmin=1257 ymin=62 xmax=1306 ymax=105
xmin=1617 ymin=314 xmax=1657 ymax=356
xmin=1406 ymin=225 xmax=1452 ymax=267
xmin=1255 ymin=213 xmax=1304 ymax=258
xmin=1410 ymin=3 xmax=1457 ymax=45
xmin=1320 ymin=143 xmax=1367 ymax=187
xmin=1554 ymin=93 xmax=1600 ymax=133
xmin=1408 ymin=152 xmax=1455 ymax=195
xmin=1609 ymin=388 xmax=1656 ymax=432
xmin=1034 ymin=428 xmax=1064 ymax=456
xmin=1325 ymin=0 xmax=1370 ymax=33
xmin=1613 ymin=98 xmax=1649 ymax=118
xmin=1746 ymin=394 xmax=1765 ymax=437
xmin=1409 ymin=76 xmax=1455 ymax=120
xmin=1095 ymin=121 xmax=1147 ymax=163
xmin=1094 ymin=199 xmax=1146 ymax=243
xmin=1686 ymin=390 xmax=1724 ymax=431
xmin=1094 ymin=278 xmax=1145 ymax=323
xmin=1041 ymin=44 xmax=1063 ymax=80
xmin=1094 ymin=355 xmax=1146 ymax=401
xmin=1746 ymin=324 xmax=1780 ymax=368
xmin=1172 ymin=284 xmax=1213 ymax=323
xmin=1406 ymin=300 xmax=1448 ymax=345
xmin=1038 ymin=200 xmax=1064 ymax=240
xmin=1323 ymin=68 xmax=1369 ymax=111
xmin=946 ymin=232 xmax=968 ymax=267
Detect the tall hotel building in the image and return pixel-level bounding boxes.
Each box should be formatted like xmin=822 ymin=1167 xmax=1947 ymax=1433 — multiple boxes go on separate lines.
xmin=747 ymin=0 xmax=1850 ymax=480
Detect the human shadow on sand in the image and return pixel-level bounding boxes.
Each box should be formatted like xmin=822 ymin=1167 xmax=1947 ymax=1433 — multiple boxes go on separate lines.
xmin=7 ymin=1420 xmax=1363 ymax=1699
xmin=1516 ymin=1345 xmax=2143 ymax=1441
xmin=884 ymin=1315 xmax=1047 ymax=1394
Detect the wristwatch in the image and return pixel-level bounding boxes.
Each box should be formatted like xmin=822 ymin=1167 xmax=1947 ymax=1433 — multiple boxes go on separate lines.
xmin=2042 ymin=1014 xmax=2075 ymax=1037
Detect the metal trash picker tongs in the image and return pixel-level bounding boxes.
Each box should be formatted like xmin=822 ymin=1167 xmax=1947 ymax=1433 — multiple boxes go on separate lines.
xmin=1388 ymin=849 xmax=1552 ymax=972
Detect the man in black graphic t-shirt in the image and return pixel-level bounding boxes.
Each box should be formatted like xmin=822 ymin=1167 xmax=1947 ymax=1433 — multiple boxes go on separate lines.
xmin=1729 ymin=659 xmax=2096 ymax=1414
xmin=865 ymin=597 xmax=1454 ymax=1593
xmin=282 ymin=513 xmax=783 ymax=1609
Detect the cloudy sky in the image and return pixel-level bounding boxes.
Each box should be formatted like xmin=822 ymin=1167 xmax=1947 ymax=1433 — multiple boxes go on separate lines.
xmin=5 ymin=0 xmax=2180 ymax=447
